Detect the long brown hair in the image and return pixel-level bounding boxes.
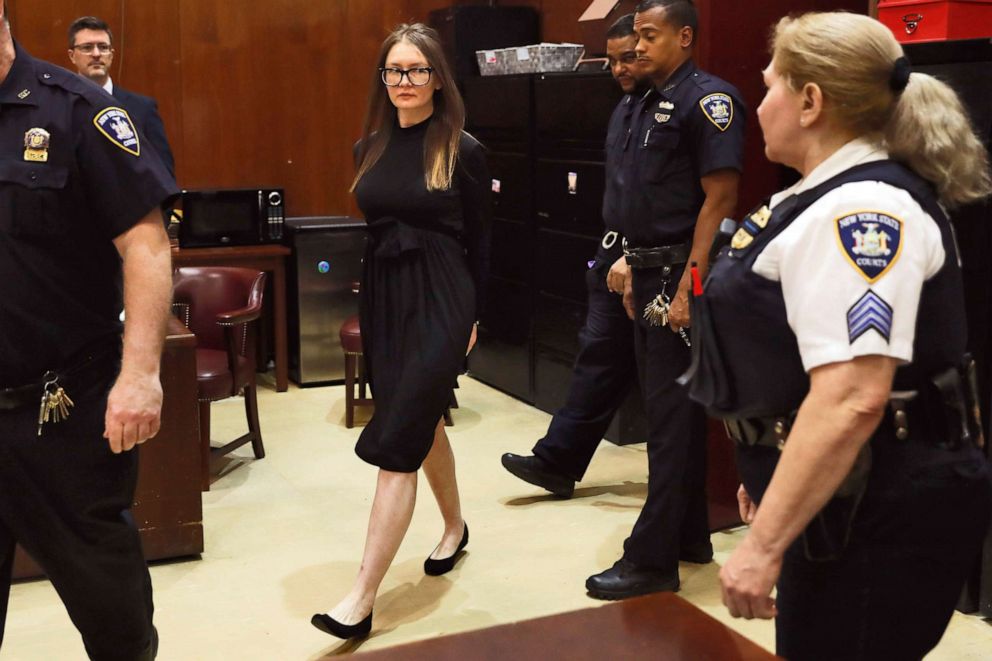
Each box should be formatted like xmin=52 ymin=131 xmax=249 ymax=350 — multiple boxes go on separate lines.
xmin=351 ymin=23 xmax=465 ymax=193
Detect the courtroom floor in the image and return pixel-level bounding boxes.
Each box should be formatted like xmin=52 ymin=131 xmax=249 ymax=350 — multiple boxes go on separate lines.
xmin=5 ymin=375 xmax=992 ymax=660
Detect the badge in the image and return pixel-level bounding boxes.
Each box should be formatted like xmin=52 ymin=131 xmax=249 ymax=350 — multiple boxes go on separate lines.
xmin=730 ymin=227 xmax=753 ymax=250
xmin=93 ymin=107 xmax=141 ymax=156
xmin=658 ymin=101 xmax=674 ymax=111
xmin=699 ymin=93 xmax=734 ymax=132
xmin=655 ymin=113 xmax=671 ymax=124
xmin=835 ymin=211 xmax=903 ymax=283
xmin=17 ymin=89 xmax=30 ymax=100
xmin=23 ymin=128 xmax=50 ymax=162
xmin=750 ymin=205 xmax=771 ymax=229
xmin=729 ymin=204 xmax=772 ymax=250
xmin=847 ymin=290 xmax=893 ymax=343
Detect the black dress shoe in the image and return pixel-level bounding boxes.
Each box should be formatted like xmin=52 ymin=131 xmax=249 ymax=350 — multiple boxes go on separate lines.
xmin=310 ymin=611 xmax=373 ymax=639
xmin=679 ymin=540 xmax=714 ymax=564
xmin=424 ymin=523 xmax=469 ymax=576
xmin=585 ymin=558 xmax=680 ymax=601
xmin=501 ymin=453 xmax=575 ymax=498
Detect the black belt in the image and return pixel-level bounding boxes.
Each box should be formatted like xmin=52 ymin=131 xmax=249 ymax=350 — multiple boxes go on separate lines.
xmin=0 ymin=381 xmax=45 ymax=411
xmin=723 ymin=414 xmax=795 ymax=450
xmin=0 ymin=343 xmax=119 ymax=412
xmin=723 ymin=391 xmax=923 ymax=450
xmin=623 ymin=241 xmax=690 ymax=269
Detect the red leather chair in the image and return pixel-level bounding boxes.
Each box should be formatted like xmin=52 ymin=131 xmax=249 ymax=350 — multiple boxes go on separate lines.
xmin=173 ymin=267 xmax=267 ymax=490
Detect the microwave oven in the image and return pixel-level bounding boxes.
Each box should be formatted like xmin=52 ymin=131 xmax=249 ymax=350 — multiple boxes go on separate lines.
xmin=178 ymin=188 xmax=285 ymax=248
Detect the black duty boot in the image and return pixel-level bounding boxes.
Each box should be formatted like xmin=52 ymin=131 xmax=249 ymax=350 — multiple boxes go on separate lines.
xmin=500 ymin=453 xmax=575 ymax=498
xmin=585 ymin=558 xmax=680 ymax=601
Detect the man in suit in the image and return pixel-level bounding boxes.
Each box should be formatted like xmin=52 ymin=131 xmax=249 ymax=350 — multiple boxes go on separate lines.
xmin=67 ymin=15 xmax=175 ymax=177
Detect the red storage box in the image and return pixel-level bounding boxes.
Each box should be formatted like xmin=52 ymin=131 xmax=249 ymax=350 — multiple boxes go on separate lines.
xmin=878 ymin=0 xmax=992 ymax=43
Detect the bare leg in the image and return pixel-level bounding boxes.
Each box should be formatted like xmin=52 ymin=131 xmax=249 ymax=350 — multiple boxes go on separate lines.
xmin=422 ymin=418 xmax=465 ymax=559
xmin=327 ymin=468 xmax=417 ymax=624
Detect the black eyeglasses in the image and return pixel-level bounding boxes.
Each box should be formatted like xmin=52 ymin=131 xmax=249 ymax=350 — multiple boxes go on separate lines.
xmin=72 ymin=42 xmax=113 ymax=54
xmin=379 ymin=67 xmax=434 ymax=87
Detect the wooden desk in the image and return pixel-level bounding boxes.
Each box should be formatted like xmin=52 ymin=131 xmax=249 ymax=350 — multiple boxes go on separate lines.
xmin=357 ymin=592 xmax=778 ymax=660
xmin=13 ymin=318 xmax=204 ymax=579
xmin=172 ymin=243 xmax=291 ymax=391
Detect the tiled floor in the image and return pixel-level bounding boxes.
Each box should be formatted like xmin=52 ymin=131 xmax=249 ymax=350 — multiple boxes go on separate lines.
xmin=5 ymin=376 xmax=992 ymax=659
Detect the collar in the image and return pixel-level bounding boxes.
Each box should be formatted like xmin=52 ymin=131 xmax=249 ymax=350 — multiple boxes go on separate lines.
xmin=103 ymin=77 xmax=114 ymax=94
xmin=657 ymin=58 xmax=696 ymax=97
xmin=770 ymin=138 xmax=889 ymax=209
xmin=0 ymin=40 xmax=40 ymax=107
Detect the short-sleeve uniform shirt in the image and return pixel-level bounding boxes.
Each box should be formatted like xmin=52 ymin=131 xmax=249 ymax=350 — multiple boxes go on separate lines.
xmin=0 ymin=42 xmax=178 ymax=387
xmin=752 ymin=139 xmax=945 ymax=371
xmin=618 ymin=60 xmax=745 ymax=248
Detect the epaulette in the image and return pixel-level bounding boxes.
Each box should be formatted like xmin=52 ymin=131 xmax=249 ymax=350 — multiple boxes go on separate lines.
xmin=36 ymin=61 xmax=113 ymax=109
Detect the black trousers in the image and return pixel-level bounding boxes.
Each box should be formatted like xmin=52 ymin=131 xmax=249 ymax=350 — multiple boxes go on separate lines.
xmin=738 ymin=423 xmax=992 ymax=660
xmin=0 ymin=360 xmax=155 ymax=661
xmin=622 ymin=265 xmax=709 ymax=572
xmin=532 ymin=266 xmax=636 ymax=481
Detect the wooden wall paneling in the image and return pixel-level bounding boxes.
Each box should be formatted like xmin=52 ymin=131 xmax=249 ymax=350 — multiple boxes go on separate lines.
xmin=177 ymin=0 xmax=349 ymax=217
xmin=115 ymin=0 xmax=183 ymax=184
xmin=8 ymin=0 xmax=122 ymax=66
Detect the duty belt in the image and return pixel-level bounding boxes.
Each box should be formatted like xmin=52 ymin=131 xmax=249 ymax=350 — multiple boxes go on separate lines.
xmin=623 ymin=241 xmax=690 ymax=269
xmin=723 ymin=385 xmax=973 ymax=451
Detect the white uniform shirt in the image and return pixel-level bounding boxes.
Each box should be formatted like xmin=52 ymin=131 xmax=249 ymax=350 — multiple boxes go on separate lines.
xmin=752 ymin=138 xmax=947 ymax=372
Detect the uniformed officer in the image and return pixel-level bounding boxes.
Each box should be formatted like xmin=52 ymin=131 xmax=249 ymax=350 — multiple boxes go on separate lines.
xmin=687 ymin=12 xmax=992 ymax=660
xmin=0 ymin=3 xmax=177 ymax=659
xmin=584 ymin=0 xmax=745 ymax=600
xmin=500 ymin=15 xmax=650 ymax=498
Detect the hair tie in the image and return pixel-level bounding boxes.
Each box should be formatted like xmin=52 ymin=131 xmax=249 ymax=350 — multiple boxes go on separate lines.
xmin=890 ymin=56 xmax=911 ymax=93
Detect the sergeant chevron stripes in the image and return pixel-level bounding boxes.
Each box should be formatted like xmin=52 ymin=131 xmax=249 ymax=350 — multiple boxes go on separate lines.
xmin=847 ymin=290 xmax=893 ymax=343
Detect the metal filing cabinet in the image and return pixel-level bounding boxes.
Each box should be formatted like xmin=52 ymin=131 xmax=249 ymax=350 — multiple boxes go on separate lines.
xmin=463 ymin=70 xmax=646 ymax=444
xmin=464 ymin=74 xmax=536 ymax=403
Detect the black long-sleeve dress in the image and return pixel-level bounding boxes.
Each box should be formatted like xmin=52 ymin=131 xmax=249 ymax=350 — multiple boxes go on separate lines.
xmin=353 ymin=118 xmax=491 ymax=472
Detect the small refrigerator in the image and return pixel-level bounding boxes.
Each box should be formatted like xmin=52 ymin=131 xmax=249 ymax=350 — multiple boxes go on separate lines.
xmin=284 ymin=216 xmax=367 ymax=386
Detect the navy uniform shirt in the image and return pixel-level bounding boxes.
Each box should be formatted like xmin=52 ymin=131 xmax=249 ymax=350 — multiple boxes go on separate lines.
xmin=618 ymin=59 xmax=745 ymax=248
xmin=594 ymin=88 xmax=649 ymax=272
xmin=0 ymin=42 xmax=177 ymax=387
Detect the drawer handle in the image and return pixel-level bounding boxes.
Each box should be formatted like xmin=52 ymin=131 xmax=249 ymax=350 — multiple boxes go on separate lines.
xmin=901 ymin=12 xmax=923 ymax=34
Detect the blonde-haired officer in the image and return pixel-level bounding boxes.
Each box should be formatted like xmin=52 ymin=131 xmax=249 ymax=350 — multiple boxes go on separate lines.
xmin=686 ymin=11 xmax=992 ymax=660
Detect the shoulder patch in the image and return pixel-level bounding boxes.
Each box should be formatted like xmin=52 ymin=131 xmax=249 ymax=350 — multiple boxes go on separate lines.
xmin=847 ymin=290 xmax=893 ymax=343
xmin=699 ymin=93 xmax=734 ymax=131
xmin=834 ymin=210 xmax=903 ymax=283
xmin=93 ymin=107 xmax=141 ymax=156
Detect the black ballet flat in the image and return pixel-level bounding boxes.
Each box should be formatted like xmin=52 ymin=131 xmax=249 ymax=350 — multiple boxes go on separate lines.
xmin=424 ymin=523 xmax=469 ymax=576
xmin=310 ymin=611 xmax=373 ymax=639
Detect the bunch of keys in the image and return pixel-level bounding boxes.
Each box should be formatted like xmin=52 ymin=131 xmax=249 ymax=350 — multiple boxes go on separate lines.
xmin=643 ymin=291 xmax=693 ymax=347
xmin=37 ymin=372 xmax=74 ymax=436
xmin=643 ymin=292 xmax=671 ymax=327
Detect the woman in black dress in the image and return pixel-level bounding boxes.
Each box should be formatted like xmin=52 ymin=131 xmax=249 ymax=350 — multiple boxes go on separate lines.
xmin=311 ymin=23 xmax=490 ymax=639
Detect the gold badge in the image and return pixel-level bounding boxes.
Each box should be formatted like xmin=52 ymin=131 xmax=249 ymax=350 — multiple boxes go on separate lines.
xmin=731 ymin=227 xmax=753 ymax=250
xmin=750 ymin=205 xmax=771 ymax=229
xmin=655 ymin=113 xmax=671 ymax=123
xmin=24 ymin=128 xmax=50 ymax=163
